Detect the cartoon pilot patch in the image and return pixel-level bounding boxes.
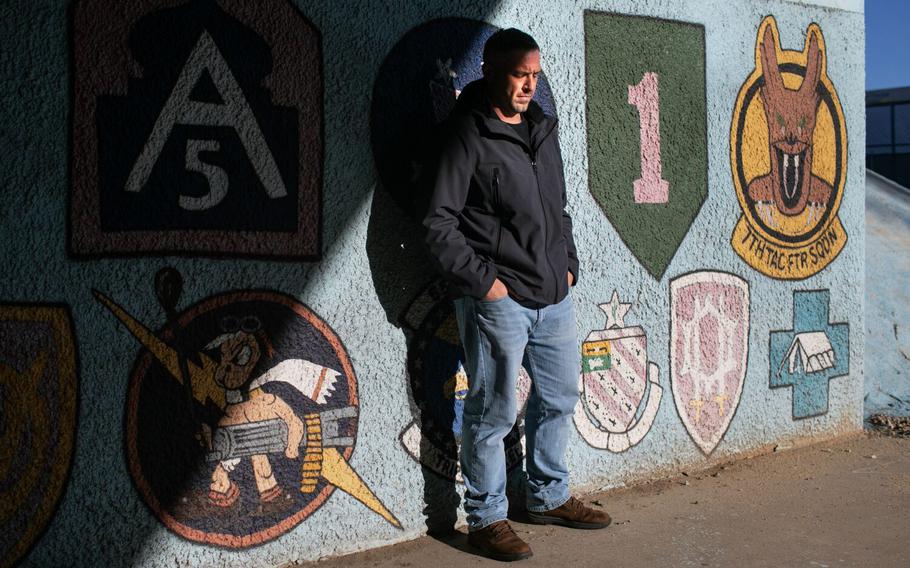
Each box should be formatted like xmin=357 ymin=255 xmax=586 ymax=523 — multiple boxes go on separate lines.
xmin=96 ymin=268 xmax=399 ymax=548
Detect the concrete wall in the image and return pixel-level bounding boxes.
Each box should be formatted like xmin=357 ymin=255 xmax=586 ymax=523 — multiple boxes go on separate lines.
xmin=864 ymin=170 xmax=910 ymax=416
xmin=0 ymin=0 xmax=864 ymax=565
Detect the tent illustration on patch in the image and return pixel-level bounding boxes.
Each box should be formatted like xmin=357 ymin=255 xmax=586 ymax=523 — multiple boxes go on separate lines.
xmin=777 ymin=331 xmax=836 ymax=376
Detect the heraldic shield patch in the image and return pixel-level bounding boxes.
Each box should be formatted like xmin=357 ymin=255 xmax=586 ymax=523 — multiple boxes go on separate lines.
xmin=573 ymin=292 xmax=663 ymax=453
xmin=670 ymin=272 xmax=750 ymax=456
xmin=769 ymin=290 xmax=849 ymax=420
xmin=0 ymin=305 xmax=77 ymax=567
xmin=730 ymin=16 xmax=847 ymax=279
xmin=95 ymin=275 xmax=400 ymax=548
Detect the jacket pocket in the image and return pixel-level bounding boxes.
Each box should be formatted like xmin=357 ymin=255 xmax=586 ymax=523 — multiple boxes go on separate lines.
xmin=476 ymin=162 xmax=503 ymax=209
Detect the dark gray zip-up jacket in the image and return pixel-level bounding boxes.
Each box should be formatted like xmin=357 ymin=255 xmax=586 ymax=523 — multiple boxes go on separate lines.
xmin=423 ymin=79 xmax=579 ymax=307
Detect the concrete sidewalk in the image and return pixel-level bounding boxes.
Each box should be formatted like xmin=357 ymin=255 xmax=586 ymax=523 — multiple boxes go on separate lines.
xmin=297 ymin=435 xmax=910 ymax=568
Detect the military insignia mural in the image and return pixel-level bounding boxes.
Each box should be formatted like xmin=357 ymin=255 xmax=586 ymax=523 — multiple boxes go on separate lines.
xmin=71 ymin=0 xmax=322 ymax=258
xmin=398 ymin=282 xmax=531 ymax=481
xmin=670 ymin=272 xmax=749 ymax=455
xmin=0 ymin=305 xmax=78 ymax=568
xmin=769 ymin=290 xmax=849 ymax=419
xmin=730 ymin=17 xmax=847 ymax=279
xmin=94 ymin=269 xmax=399 ymax=548
xmin=371 ymin=17 xmax=557 ymax=216
xmin=584 ymin=12 xmax=707 ymax=280
xmin=573 ymin=292 xmax=663 ymax=453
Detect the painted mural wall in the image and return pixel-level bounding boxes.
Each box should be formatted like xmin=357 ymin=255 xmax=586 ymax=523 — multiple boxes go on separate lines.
xmin=0 ymin=0 xmax=864 ymax=565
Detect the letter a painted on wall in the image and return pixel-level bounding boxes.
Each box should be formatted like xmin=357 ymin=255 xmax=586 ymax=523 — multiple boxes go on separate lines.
xmin=71 ymin=0 xmax=322 ymax=258
xmin=730 ymin=17 xmax=847 ymax=279
xmin=585 ymin=13 xmax=707 ymax=280
xmin=670 ymin=272 xmax=749 ymax=456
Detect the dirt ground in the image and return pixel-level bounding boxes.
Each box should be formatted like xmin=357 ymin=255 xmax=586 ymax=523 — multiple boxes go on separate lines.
xmin=298 ymin=434 xmax=910 ymax=568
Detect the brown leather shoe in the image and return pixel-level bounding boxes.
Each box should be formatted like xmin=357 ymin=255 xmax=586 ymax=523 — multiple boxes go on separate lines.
xmin=467 ymin=520 xmax=533 ymax=561
xmin=527 ymin=496 xmax=611 ymax=529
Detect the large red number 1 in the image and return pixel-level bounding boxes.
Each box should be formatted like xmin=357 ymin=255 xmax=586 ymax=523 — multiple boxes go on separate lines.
xmin=628 ymin=72 xmax=669 ymax=204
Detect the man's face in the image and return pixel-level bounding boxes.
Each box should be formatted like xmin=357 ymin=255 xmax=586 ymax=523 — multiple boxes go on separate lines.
xmin=485 ymin=49 xmax=541 ymax=116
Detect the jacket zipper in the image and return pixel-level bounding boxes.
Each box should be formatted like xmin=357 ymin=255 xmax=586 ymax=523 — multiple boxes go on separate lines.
xmin=493 ymin=168 xmax=503 ymax=261
xmin=530 ymin=153 xmax=560 ymax=304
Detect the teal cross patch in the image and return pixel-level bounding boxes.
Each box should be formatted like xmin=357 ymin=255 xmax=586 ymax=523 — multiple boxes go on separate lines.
xmin=769 ymin=290 xmax=849 ymax=419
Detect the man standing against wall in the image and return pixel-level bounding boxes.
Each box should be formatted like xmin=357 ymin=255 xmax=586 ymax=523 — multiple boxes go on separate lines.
xmin=423 ymin=29 xmax=611 ymax=561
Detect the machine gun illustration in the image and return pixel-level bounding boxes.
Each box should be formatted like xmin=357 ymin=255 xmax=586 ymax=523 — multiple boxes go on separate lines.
xmin=207 ymin=407 xmax=356 ymax=461
xmin=206 ymin=407 xmax=356 ymax=494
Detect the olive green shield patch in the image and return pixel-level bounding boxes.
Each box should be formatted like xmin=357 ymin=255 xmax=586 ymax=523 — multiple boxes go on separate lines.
xmin=584 ymin=12 xmax=707 ymax=280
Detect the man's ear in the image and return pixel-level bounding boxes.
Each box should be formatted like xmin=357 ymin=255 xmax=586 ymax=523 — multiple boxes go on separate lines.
xmin=482 ymin=52 xmax=503 ymax=80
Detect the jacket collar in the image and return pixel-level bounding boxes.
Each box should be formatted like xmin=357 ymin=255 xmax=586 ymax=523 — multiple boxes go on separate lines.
xmin=454 ymin=79 xmax=556 ymax=152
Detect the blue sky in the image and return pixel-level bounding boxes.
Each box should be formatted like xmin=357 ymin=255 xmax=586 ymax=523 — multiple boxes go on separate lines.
xmin=866 ymin=0 xmax=910 ymax=90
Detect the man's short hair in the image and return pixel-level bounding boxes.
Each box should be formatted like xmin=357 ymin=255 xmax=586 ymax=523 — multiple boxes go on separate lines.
xmin=482 ymin=28 xmax=539 ymax=65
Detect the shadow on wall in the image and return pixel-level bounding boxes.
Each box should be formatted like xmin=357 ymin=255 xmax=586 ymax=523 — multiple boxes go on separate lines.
xmin=365 ymin=17 xmax=496 ymax=536
xmin=0 ymin=0 xmax=535 ymax=566
xmin=365 ymin=17 xmax=560 ymax=535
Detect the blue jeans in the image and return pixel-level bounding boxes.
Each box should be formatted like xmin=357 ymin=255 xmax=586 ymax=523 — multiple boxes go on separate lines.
xmin=453 ymin=293 xmax=580 ymax=531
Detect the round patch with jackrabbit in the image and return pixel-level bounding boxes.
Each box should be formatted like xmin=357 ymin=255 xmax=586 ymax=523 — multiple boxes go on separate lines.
xmin=730 ymin=16 xmax=847 ymax=280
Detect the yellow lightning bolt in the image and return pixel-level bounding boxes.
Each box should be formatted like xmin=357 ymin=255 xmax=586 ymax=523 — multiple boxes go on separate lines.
xmin=93 ymin=290 xmax=225 ymax=410
xmin=321 ymin=448 xmax=401 ymax=528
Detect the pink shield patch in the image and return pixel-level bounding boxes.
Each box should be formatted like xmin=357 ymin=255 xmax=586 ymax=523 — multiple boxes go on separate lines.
xmin=670 ymin=271 xmax=749 ymax=455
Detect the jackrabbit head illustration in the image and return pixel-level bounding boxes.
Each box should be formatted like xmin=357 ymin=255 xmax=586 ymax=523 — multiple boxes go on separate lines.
xmin=754 ymin=26 xmax=830 ymax=218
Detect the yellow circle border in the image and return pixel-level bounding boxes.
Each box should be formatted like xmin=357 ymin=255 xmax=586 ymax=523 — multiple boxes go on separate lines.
xmin=729 ymin=16 xmax=848 ymax=249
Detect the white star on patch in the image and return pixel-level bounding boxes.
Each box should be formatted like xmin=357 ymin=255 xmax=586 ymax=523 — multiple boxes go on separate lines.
xmin=599 ymin=290 xmax=632 ymax=329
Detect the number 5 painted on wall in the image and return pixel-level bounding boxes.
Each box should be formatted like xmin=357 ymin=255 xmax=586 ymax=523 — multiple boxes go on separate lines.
xmin=628 ymin=72 xmax=669 ymax=204
xmin=180 ymin=139 xmax=228 ymax=211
